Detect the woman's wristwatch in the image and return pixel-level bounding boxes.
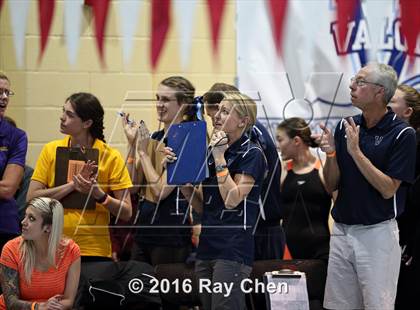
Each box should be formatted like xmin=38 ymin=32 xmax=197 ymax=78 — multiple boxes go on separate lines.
xmin=96 ymin=192 xmax=109 ymax=204
xmin=215 ymin=164 xmax=228 ymax=177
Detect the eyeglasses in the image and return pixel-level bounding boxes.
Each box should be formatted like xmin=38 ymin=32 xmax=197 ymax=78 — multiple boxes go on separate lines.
xmin=350 ymin=77 xmax=383 ymax=88
xmin=0 ymin=89 xmax=15 ymax=97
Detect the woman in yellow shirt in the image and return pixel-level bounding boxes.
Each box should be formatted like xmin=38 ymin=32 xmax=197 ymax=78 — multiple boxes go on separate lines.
xmin=27 ymin=92 xmax=132 ymax=260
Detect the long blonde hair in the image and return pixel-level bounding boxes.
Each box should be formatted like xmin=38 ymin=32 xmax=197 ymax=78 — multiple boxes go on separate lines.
xmin=222 ymin=92 xmax=257 ymax=131
xmin=20 ymin=198 xmax=64 ymax=283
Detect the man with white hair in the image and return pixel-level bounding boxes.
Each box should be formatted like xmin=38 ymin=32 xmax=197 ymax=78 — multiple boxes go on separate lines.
xmin=313 ymin=63 xmax=417 ymax=309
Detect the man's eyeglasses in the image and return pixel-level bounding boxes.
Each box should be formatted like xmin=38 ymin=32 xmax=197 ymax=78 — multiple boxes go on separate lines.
xmin=350 ymin=77 xmax=383 ymax=88
xmin=0 ymin=89 xmax=15 ymax=97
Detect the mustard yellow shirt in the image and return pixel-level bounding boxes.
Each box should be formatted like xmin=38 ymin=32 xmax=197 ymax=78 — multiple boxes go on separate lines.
xmin=31 ymin=136 xmax=132 ymax=257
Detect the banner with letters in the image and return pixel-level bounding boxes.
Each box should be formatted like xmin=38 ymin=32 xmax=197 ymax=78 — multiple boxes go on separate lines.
xmin=237 ymin=0 xmax=420 ymax=136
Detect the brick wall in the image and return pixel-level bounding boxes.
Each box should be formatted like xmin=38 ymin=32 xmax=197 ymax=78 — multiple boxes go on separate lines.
xmin=0 ymin=0 xmax=236 ymax=166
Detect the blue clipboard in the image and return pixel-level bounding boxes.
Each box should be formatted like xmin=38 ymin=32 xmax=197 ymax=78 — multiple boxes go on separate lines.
xmin=167 ymin=121 xmax=208 ymax=185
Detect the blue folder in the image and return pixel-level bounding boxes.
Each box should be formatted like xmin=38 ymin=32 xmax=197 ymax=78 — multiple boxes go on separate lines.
xmin=167 ymin=121 xmax=208 ymax=185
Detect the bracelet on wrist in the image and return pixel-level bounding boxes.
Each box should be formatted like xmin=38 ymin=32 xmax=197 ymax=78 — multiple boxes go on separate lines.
xmin=96 ymin=192 xmax=108 ymax=204
xmin=216 ymin=169 xmax=229 ymax=178
xmin=215 ymin=163 xmax=227 ymax=172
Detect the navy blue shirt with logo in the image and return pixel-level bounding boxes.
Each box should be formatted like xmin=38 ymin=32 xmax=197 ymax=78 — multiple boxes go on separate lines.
xmin=134 ymin=130 xmax=190 ymax=247
xmin=197 ymin=135 xmax=267 ymax=266
xmin=0 ymin=118 xmax=27 ymax=234
xmin=332 ymin=109 xmax=416 ymax=225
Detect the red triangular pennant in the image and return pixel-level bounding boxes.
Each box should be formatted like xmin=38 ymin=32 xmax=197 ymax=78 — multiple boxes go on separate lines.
xmin=283 ymin=244 xmax=293 ymax=260
xmin=38 ymin=0 xmax=55 ymax=62
xmin=399 ymin=0 xmax=420 ymax=64
xmin=151 ymin=0 xmax=171 ymax=70
xmin=207 ymin=0 xmax=226 ymax=56
xmin=336 ymin=0 xmax=358 ymax=54
xmin=267 ymin=0 xmax=288 ymax=56
xmin=85 ymin=0 xmax=110 ymax=67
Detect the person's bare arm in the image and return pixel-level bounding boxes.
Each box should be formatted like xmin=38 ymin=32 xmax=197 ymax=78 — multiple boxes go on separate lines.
xmin=136 ymin=121 xmax=176 ymax=200
xmin=350 ymin=150 xmax=401 ymax=198
xmin=312 ymin=123 xmax=340 ymax=192
xmin=27 ymin=160 xmax=98 ymax=203
xmin=323 ymin=156 xmax=340 ymax=193
xmin=214 ymin=170 xmax=255 ymax=209
xmin=180 ymin=184 xmax=203 ymax=214
xmin=126 ymin=148 xmax=140 ymax=195
xmin=344 ymin=118 xmax=401 ymax=199
xmin=137 ymin=150 xmax=176 ymax=200
xmin=103 ymin=188 xmax=132 ymax=222
xmin=0 ymin=264 xmax=32 ymax=309
xmin=121 ymin=114 xmax=141 ymax=195
xmin=318 ymin=161 xmax=336 ymax=195
xmin=56 ymin=258 xmax=81 ymax=309
xmin=27 ymin=180 xmax=75 ymax=202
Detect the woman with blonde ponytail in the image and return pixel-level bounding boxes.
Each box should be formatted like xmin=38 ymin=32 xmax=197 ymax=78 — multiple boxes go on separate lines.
xmin=0 ymin=198 xmax=80 ymax=310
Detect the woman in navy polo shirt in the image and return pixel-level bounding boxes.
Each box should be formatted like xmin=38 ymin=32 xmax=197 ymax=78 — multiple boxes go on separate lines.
xmin=170 ymin=92 xmax=267 ymax=310
xmin=122 ymin=76 xmax=198 ymax=266
xmin=0 ymin=73 xmax=28 ymax=251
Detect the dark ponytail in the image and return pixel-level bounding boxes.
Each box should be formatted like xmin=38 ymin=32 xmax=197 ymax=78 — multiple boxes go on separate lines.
xmin=66 ymin=93 xmax=106 ymax=142
xmin=277 ymin=117 xmax=318 ymax=148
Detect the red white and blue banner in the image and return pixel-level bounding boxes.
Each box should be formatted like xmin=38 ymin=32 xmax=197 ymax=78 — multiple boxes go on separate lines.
xmin=237 ymin=0 xmax=420 ymax=134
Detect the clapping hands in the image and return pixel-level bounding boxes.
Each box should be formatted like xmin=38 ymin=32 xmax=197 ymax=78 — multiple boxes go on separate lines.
xmin=136 ymin=120 xmax=150 ymax=154
xmin=120 ymin=112 xmax=150 ymax=154
xmin=121 ymin=112 xmax=139 ymax=145
xmin=72 ymin=160 xmax=97 ymax=194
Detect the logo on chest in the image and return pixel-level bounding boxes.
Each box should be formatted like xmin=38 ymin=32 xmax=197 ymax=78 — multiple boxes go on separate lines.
xmin=374 ymin=136 xmax=384 ymax=146
xmin=0 ymin=146 xmax=8 ymax=152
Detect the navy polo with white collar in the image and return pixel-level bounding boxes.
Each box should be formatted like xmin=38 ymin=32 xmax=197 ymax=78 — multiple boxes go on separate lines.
xmin=332 ymin=108 xmax=416 ymax=225
xmin=197 ymin=134 xmax=267 ymax=266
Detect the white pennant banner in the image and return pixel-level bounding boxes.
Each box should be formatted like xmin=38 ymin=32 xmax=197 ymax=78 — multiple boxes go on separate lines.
xmin=8 ymin=0 xmax=30 ymax=68
xmin=64 ymin=0 xmax=83 ymax=66
xmin=119 ymin=0 xmax=143 ymax=65
xmin=362 ymin=0 xmax=394 ymax=64
xmin=174 ymin=0 xmax=197 ymax=70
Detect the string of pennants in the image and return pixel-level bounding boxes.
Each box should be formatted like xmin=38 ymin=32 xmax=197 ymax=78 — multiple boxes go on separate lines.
xmin=0 ymin=0 xmax=418 ymax=69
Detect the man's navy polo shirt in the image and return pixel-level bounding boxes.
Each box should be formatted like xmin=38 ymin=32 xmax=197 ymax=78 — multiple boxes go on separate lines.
xmin=332 ymin=109 xmax=416 ymax=225
xmin=197 ymin=134 xmax=267 ymax=266
xmin=134 ymin=130 xmax=190 ymax=247
xmin=0 ymin=118 xmax=27 ymax=234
